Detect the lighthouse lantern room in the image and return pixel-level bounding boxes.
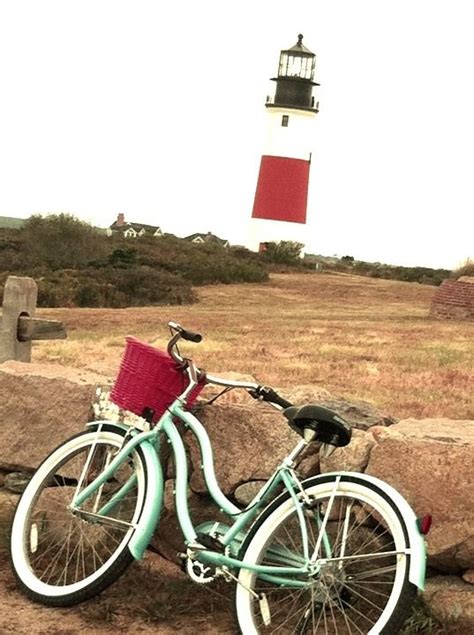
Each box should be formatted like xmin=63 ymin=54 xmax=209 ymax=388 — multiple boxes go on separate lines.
xmin=249 ymin=34 xmax=318 ymax=253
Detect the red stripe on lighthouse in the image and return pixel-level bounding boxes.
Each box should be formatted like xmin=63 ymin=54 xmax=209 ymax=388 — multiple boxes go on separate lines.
xmin=252 ymin=155 xmax=310 ymax=224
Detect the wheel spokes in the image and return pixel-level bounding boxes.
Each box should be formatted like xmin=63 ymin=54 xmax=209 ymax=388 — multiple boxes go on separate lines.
xmin=248 ymin=492 xmax=402 ymax=634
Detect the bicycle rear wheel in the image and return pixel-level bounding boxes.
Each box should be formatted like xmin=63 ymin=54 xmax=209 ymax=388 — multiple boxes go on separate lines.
xmin=235 ymin=475 xmax=417 ymax=634
xmin=10 ymin=425 xmax=147 ymax=606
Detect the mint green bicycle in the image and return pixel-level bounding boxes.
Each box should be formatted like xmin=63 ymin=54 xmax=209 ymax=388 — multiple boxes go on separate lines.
xmin=10 ymin=322 xmax=429 ymax=634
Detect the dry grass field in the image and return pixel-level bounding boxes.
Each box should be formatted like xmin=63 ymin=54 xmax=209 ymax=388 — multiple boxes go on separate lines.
xmin=34 ymin=272 xmax=473 ymax=420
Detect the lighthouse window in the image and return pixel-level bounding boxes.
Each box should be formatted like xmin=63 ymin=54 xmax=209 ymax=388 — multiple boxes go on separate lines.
xmin=281 ymin=115 xmax=289 ymax=127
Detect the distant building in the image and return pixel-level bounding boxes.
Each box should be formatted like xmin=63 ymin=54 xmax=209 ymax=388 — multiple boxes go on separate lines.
xmin=108 ymin=213 xmax=163 ymax=238
xmin=0 ymin=216 xmax=26 ymax=230
xmin=184 ymin=231 xmax=229 ymax=248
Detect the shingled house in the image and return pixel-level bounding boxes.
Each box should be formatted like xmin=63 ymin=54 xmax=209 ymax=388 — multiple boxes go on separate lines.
xmin=108 ymin=213 xmax=163 ymax=238
xmin=184 ymin=231 xmax=229 ymax=247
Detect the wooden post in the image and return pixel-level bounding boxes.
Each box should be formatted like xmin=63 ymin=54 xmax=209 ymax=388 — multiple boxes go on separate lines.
xmin=0 ymin=276 xmax=66 ymax=363
xmin=0 ymin=276 xmax=37 ymax=362
xmin=17 ymin=316 xmax=67 ymax=342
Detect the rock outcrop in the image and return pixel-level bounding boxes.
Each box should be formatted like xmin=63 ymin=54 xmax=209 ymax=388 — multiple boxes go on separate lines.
xmin=0 ymin=361 xmax=107 ymax=470
xmin=423 ymin=576 xmax=474 ymax=634
xmin=1 ymin=361 xmax=473 ymax=632
xmin=321 ymin=418 xmax=474 ymax=574
xmin=187 ymin=401 xmax=301 ymax=496
xmin=313 ymin=397 xmax=397 ymax=430
xmin=320 ymin=428 xmax=376 ymax=473
xmin=366 ymin=419 xmax=474 ymax=573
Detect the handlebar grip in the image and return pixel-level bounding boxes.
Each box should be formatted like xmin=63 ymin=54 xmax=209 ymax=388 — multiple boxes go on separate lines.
xmin=255 ymin=386 xmax=293 ymax=409
xmin=180 ymin=329 xmax=202 ymax=343
xmin=168 ymin=321 xmax=203 ymax=343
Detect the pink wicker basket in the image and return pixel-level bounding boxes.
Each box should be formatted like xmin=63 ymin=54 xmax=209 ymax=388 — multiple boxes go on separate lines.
xmin=110 ymin=337 xmax=205 ymax=423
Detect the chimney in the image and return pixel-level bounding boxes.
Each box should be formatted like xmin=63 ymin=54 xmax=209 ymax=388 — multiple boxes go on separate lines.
xmin=117 ymin=213 xmax=125 ymax=227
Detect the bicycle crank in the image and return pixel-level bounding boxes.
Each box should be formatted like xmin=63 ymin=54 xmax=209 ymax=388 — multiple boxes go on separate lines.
xmin=185 ymin=558 xmax=216 ymax=584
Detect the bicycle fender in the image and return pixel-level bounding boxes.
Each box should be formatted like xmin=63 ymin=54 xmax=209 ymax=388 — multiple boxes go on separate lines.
xmin=128 ymin=439 xmax=163 ymax=560
xmin=317 ymin=472 xmax=427 ymax=591
xmin=86 ymin=420 xmax=141 ymax=435
xmin=87 ymin=421 xmax=164 ymax=560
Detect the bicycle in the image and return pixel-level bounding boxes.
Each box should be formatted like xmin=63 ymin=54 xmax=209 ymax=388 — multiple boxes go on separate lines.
xmin=10 ymin=321 xmax=429 ymax=634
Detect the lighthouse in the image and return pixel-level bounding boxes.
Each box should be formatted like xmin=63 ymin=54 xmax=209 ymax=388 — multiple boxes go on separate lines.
xmin=249 ymin=34 xmax=319 ymax=252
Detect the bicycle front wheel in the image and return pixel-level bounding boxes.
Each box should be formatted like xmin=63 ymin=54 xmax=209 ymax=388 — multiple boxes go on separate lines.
xmin=10 ymin=425 xmax=147 ymax=606
xmin=235 ymin=475 xmax=417 ymax=634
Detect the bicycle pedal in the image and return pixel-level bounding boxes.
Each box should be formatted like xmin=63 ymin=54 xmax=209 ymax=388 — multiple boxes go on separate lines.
xmin=259 ymin=593 xmax=271 ymax=626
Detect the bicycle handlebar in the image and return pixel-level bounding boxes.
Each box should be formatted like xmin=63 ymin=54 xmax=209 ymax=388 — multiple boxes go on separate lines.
xmin=250 ymin=386 xmax=293 ymax=410
xmin=167 ymin=322 xmax=203 ymax=365
xmin=168 ymin=321 xmax=203 ymax=343
xmin=166 ymin=322 xmax=294 ymax=411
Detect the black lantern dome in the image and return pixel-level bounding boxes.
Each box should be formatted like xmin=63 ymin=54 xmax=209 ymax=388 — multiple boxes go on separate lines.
xmin=269 ymin=34 xmax=319 ymax=112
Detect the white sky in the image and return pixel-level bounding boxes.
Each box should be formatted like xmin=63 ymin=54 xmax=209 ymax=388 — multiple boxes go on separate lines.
xmin=0 ymin=0 xmax=473 ymax=269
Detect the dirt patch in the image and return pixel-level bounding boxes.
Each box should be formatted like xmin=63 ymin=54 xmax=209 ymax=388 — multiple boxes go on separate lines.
xmin=0 ymin=547 xmax=235 ymax=634
xmin=0 ymin=488 xmax=235 ymax=634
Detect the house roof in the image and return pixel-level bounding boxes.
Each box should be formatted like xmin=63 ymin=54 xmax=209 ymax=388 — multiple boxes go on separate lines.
xmin=109 ymin=221 xmax=162 ymax=233
xmin=184 ymin=232 xmax=229 ymax=246
xmin=0 ymin=216 xmax=26 ymax=230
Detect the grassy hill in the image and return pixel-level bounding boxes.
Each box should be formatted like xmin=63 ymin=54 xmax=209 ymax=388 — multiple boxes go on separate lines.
xmin=0 ymin=215 xmax=267 ymax=307
xmin=0 ymin=214 xmax=454 ymax=308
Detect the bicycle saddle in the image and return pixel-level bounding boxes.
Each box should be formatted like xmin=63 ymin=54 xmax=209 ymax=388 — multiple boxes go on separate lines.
xmin=283 ymin=404 xmax=352 ymax=447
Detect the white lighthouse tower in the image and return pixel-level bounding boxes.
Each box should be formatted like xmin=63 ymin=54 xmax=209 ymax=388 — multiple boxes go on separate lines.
xmin=249 ymin=34 xmax=319 ymax=252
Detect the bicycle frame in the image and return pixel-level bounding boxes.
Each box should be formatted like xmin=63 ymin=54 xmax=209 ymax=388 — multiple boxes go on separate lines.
xmin=73 ymin=398 xmax=426 ymax=591
xmin=10 ymin=317 xmax=431 ymax=635
xmin=73 ymin=399 xmax=321 ymax=584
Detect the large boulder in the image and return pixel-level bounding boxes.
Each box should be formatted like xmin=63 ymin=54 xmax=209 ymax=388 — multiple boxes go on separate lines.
xmin=0 ymin=488 xmax=18 ymax=529
xmin=187 ymin=402 xmax=301 ymax=496
xmin=423 ymin=576 xmax=474 ymax=634
xmin=0 ymin=361 xmax=108 ymax=471
xmin=233 ymin=480 xmax=268 ymax=506
xmin=367 ymin=419 xmax=474 ymax=572
xmin=199 ymin=380 xmax=332 ymax=408
xmin=185 ymin=388 xmax=397 ymax=497
xmin=279 ymin=384 xmax=332 ymax=405
xmin=199 ymin=372 xmax=260 ymax=406
xmin=316 ymin=397 xmax=397 ymax=430
xmin=320 ymin=428 xmax=376 ymax=473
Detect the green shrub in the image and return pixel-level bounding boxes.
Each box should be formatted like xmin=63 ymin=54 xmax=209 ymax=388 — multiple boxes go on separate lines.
xmin=116 ymin=235 xmax=268 ymax=286
xmin=74 ymin=283 xmax=102 ymax=307
xmin=19 ymin=213 xmax=108 ymax=270
xmin=107 ymin=247 xmax=138 ymax=268
xmin=261 ymin=241 xmax=304 ymax=265
xmin=352 ymin=262 xmax=450 ymax=286
xmin=35 ymin=266 xmax=196 ymax=308
xmin=37 ymin=271 xmax=80 ymax=307
xmin=0 ymin=217 xmax=269 ymax=307
xmin=452 ymin=259 xmax=474 ymax=279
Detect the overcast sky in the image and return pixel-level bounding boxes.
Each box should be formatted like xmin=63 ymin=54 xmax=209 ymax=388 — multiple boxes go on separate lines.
xmin=0 ymin=1 xmax=473 ymax=269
